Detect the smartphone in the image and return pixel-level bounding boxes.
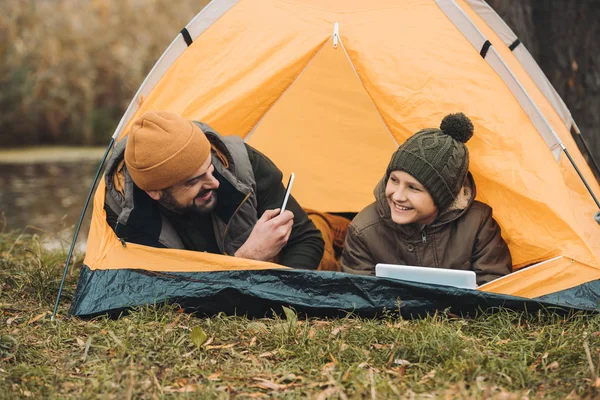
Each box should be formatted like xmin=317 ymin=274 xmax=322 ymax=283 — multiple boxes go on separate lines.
xmin=280 ymin=172 xmax=295 ymax=215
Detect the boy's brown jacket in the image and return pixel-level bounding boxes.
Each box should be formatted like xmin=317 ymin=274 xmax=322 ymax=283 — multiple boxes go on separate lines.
xmin=340 ymin=173 xmax=512 ymax=286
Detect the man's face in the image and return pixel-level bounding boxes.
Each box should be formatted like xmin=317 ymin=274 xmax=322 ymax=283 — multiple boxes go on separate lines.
xmin=155 ymin=153 xmax=220 ymax=215
xmin=385 ymin=170 xmax=438 ymax=225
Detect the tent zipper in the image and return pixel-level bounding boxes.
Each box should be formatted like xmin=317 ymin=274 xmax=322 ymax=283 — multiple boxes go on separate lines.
xmin=332 ymin=22 xmax=339 ymax=49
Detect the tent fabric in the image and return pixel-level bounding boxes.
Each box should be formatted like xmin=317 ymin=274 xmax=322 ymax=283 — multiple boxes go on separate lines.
xmin=463 ymin=0 xmax=575 ymax=132
xmin=69 ymin=267 xmax=594 ymax=319
xmin=72 ymin=0 xmax=600 ymax=318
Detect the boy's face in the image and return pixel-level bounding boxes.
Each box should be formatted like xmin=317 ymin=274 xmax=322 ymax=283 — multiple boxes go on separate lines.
xmin=385 ymin=170 xmax=438 ymax=225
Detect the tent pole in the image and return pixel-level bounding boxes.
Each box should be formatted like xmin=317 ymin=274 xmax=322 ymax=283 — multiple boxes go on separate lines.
xmin=562 ymin=145 xmax=600 ymax=211
xmin=51 ymin=138 xmax=116 ymax=321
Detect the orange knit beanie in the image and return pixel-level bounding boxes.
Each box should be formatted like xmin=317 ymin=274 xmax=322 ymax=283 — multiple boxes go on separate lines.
xmin=124 ymin=111 xmax=211 ymax=191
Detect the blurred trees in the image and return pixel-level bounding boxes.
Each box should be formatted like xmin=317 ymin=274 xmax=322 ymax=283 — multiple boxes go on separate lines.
xmin=0 ymin=0 xmax=206 ymax=147
xmin=1 ymin=0 xmax=598 ymax=167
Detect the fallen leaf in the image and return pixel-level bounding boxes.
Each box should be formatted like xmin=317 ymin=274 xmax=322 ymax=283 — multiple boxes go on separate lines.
xmin=190 ymin=326 xmax=208 ymax=348
xmin=176 ymin=378 xmax=189 ymax=387
xmin=317 ymin=387 xmax=338 ymax=400
xmin=593 ymin=378 xmax=600 ymax=387
xmin=166 ymin=314 xmax=181 ymax=331
xmin=371 ymin=343 xmax=391 ymax=349
xmin=249 ymin=336 xmax=257 ymax=347
xmin=321 ymin=362 xmax=336 ymax=374
xmin=76 ymin=338 xmax=85 ymax=347
xmin=182 ymin=349 xmax=195 ymax=358
xmin=419 ymin=369 xmax=436 ymax=384
xmin=331 ymin=327 xmax=342 ymax=336
xmin=330 ymin=352 xmax=339 ymax=364
xmin=240 ymin=392 xmax=268 ymax=398
xmin=393 ymin=359 xmax=410 ymax=366
xmin=252 ymin=378 xmax=286 ymax=391
xmin=496 ymin=339 xmax=510 ymax=345
xmin=547 ymin=361 xmax=560 ymax=370
xmin=164 ymin=385 xmax=197 ymax=393
xmin=259 ymin=350 xmax=278 ymax=358
xmin=542 ymin=352 xmax=549 ymax=360
xmin=27 ymin=312 xmax=49 ymax=325
xmin=207 ymin=372 xmax=221 ymax=381
xmin=205 ymin=343 xmax=236 ymax=350
xmin=386 ymin=367 xmax=406 ymax=377
xmin=308 ymin=328 xmax=316 ymax=338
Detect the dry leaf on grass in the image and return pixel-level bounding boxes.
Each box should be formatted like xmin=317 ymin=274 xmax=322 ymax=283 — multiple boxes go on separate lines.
xmin=258 ymin=350 xmax=278 ymax=358
xmin=163 ymin=385 xmax=197 ymax=393
xmin=547 ymin=361 xmax=560 ymax=370
xmin=419 ymin=369 xmax=436 ymax=384
xmin=239 ymin=392 xmax=268 ymax=398
xmin=205 ymin=343 xmax=237 ymax=350
xmin=252 ymin=378 xmax=287 ymax=391
xmin=27 ymin=311 xmax=49 ymax=325
xmin=207 ymin=372 xmax=221 ymax=381
xmin=371 ymin=343 xmax=391 ymax=350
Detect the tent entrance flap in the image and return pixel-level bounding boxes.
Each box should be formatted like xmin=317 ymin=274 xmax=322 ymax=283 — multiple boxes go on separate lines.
xmin=246 ymin=38 xmax=398 ymax=213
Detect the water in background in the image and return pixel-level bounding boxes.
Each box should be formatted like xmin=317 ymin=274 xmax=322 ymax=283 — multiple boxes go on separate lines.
xmin=0 ymin=160 xmax=101 ymax=252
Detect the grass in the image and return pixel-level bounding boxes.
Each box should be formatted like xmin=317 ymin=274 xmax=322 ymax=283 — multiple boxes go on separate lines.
xmin=2 ymin=231 xmax=600 ymax=399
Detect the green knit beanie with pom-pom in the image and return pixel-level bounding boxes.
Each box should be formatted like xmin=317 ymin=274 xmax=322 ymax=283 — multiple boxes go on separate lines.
xmin=386 ymin=112 xmax=474 ymax=210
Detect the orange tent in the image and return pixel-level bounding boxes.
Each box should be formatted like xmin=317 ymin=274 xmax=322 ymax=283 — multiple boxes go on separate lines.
xmin=65 ymin=0 xmax=600 ymax=318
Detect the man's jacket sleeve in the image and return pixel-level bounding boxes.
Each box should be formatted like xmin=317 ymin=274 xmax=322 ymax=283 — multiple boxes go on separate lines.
xmin=245 ymin=144 xmax=324 ymax=270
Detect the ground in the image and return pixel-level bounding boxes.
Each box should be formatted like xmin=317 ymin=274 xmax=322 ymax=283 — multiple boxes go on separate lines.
xmin=2 ymin=231 xmax=600 ymax=399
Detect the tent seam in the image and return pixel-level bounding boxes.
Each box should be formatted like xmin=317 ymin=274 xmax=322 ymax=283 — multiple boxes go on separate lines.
xmin=243 ymin=37 xmax=331 ymax=142
xmin=338 ymin=39 xmax=399 ymax=147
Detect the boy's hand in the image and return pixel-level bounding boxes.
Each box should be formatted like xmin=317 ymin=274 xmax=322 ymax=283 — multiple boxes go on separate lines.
xmin=235 ymin=208 xmax=294 ymax=261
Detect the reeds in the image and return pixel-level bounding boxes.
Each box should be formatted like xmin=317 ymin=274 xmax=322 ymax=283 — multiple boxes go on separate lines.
xmin=0 ymin=0 xmax=208 ymax=147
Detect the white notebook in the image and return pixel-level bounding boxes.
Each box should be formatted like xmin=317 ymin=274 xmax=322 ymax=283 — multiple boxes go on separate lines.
xmin=375 ymin=263 xmax=477 ymax=289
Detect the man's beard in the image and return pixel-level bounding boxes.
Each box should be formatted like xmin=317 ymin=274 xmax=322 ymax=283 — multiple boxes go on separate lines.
xmin=159 ymin=188 xmax=218 ymax=215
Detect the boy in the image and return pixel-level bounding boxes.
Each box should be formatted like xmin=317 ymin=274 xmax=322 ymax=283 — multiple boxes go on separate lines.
xmin=340 ymin=113 xmax=511 ymax=286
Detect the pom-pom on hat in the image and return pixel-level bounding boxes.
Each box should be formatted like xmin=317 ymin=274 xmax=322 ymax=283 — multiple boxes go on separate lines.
xmin=386 ymin=113 xmax=474 ymax=211
xmin=124 ymin=111 xmax=211 ymax=191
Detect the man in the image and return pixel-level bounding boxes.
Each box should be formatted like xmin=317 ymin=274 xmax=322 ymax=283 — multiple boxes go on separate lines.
xmin=103 ymin=110 xmax=324 ymax=269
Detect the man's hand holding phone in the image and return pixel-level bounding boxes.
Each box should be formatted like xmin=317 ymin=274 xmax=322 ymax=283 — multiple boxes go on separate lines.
xmin=234 ymin=173 xmax=296 ymax=261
